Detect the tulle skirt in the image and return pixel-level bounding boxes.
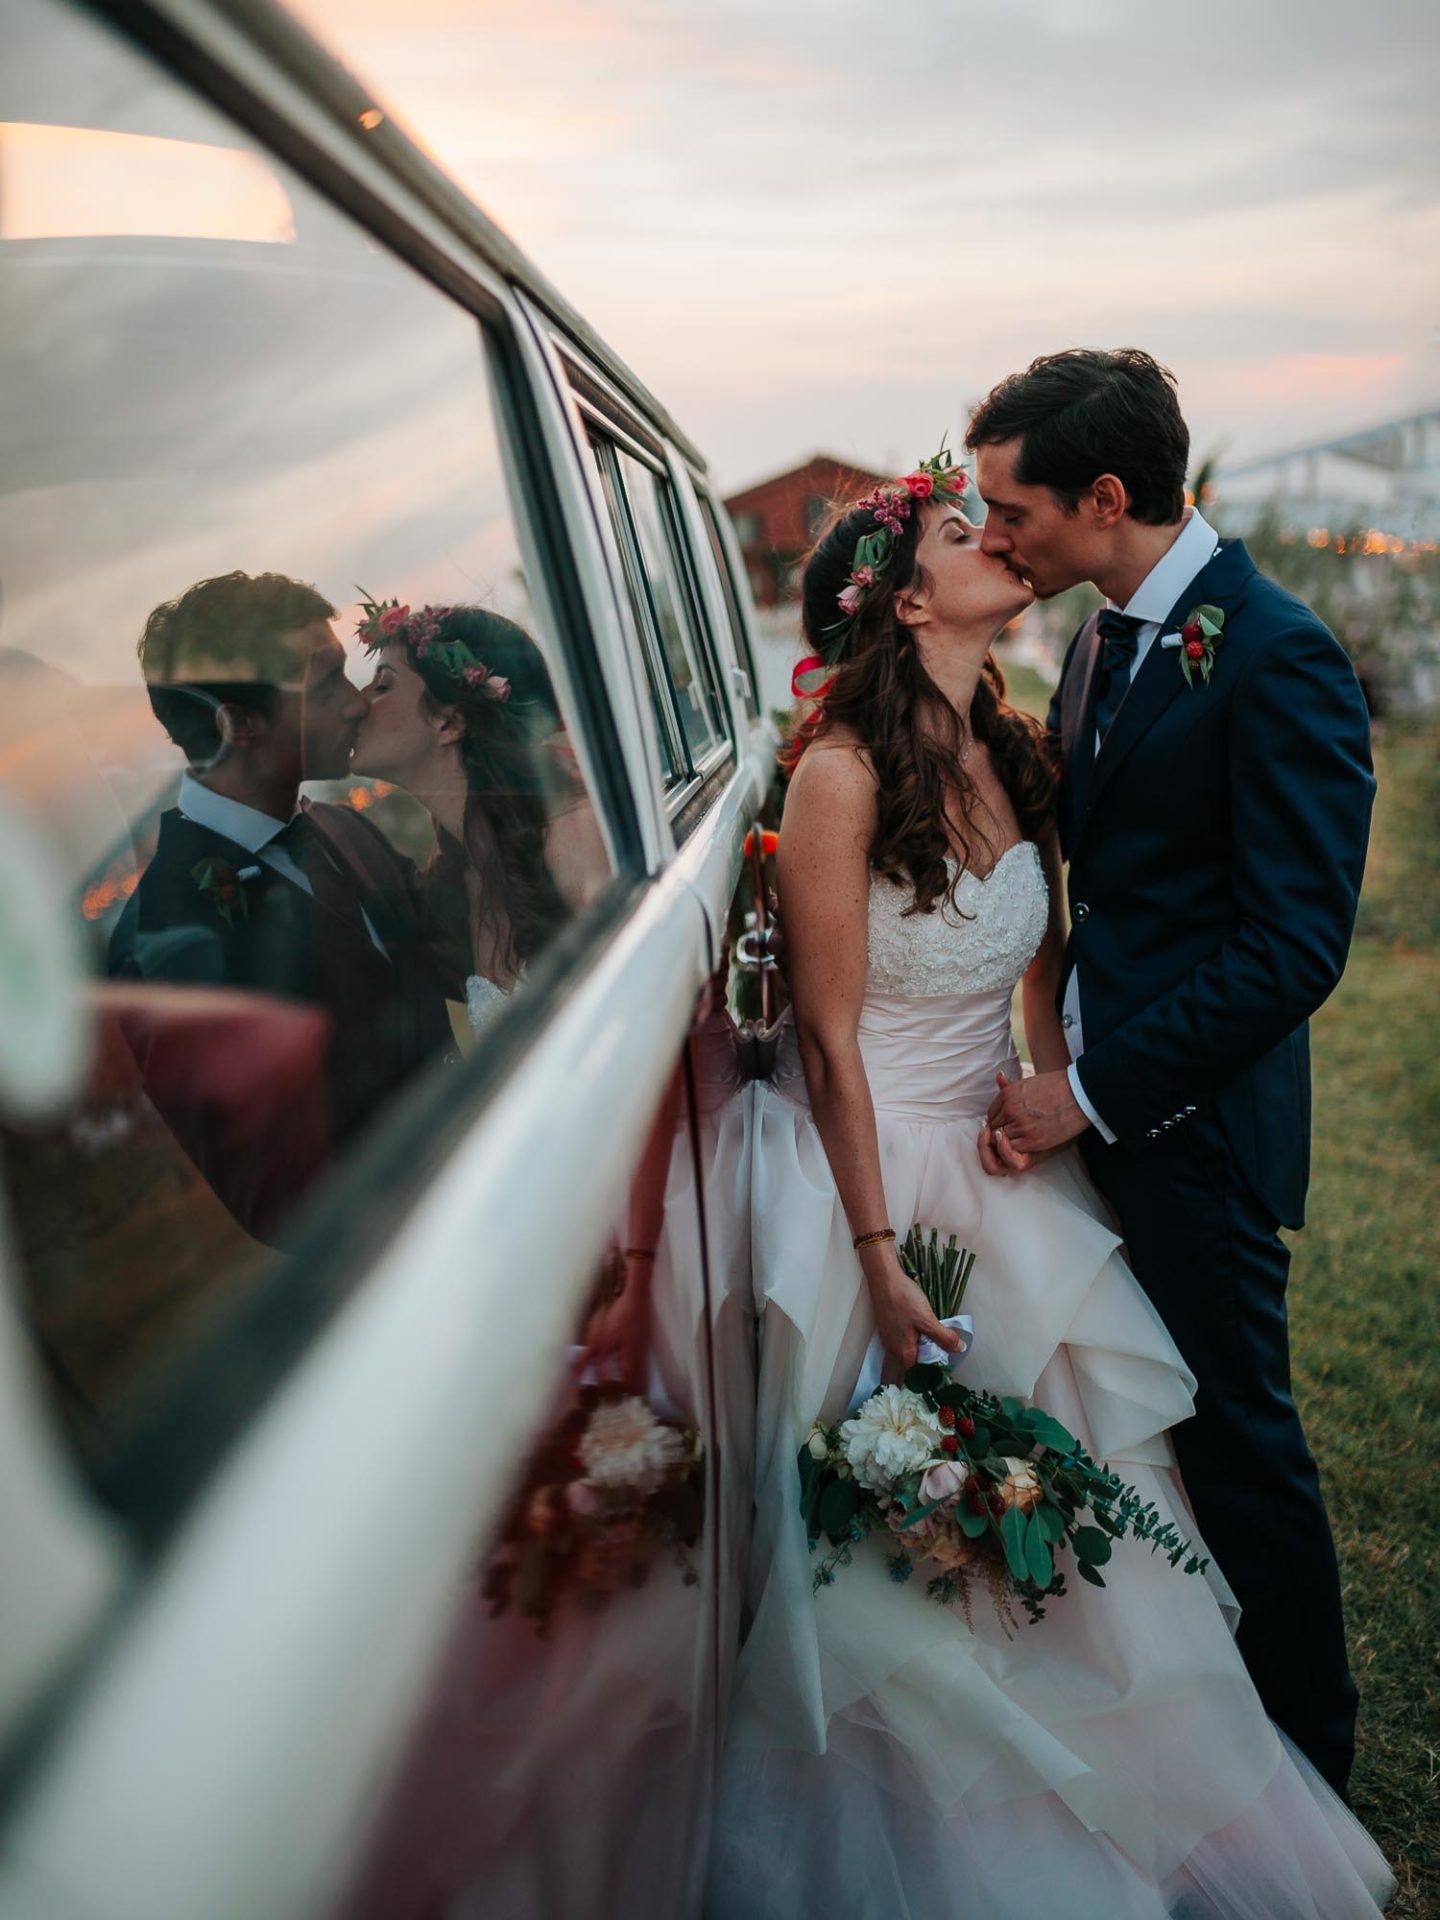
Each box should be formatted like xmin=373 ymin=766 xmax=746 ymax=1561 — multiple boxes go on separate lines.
xmin=706 ymin=1028 xmax=1393 ymax=1919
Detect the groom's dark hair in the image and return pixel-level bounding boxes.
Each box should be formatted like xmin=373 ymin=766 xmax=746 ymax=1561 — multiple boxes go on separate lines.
xmin=966 ymin=348 xmax=1189 ymax=525
xmin=138 ymin=570 xmax=335 ymax=763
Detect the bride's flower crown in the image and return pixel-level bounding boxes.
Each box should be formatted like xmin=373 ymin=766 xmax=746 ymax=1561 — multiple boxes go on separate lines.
xmin=355 ymin=588 xmax=511 ymax=702
xmin=823 ymin=445 xmax=970 ymax=660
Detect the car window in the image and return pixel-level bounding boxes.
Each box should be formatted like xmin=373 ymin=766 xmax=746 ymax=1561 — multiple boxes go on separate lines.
xmin=585 ymin=430 xmax=687 ymax=791
xmin=696 ymin=487 xmax=761 ymax=719
xmin=614 ymin=449 xmax=729 ymax=766
xmin=582 ymin=424 xmax=731 ymax=797
xmin=0 ymin=0 xmax=621 ymax=1487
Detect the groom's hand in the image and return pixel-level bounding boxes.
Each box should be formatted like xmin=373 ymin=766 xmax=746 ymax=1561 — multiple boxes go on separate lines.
xmin=986 ymin=1068 xmax=1089 ymax=1154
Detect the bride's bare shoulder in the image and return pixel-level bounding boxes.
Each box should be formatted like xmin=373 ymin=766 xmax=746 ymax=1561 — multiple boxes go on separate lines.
xmin=782 ymin=734 xmax=877 ymax=868
xmin=785 ymin=730 xmax=877 ymax=803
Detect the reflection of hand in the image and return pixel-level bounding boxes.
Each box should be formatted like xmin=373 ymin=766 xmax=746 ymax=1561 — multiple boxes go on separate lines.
xmin=764 ymin=888 xmax=788 ymax=981
xmin=866 ymin=1256 xmax=962 ymax=1370
xmin=984 ymin=1068 xmax=1088 ymax=1154
xmin=577 ymin=1248 xmax=653 ymax=1393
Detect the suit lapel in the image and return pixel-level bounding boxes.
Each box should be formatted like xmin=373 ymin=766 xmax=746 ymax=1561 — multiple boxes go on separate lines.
xmin=138 ymin=812 xmax=267 ymax=928
xmin=1079 ymin=539 xmax=1256 ymax=829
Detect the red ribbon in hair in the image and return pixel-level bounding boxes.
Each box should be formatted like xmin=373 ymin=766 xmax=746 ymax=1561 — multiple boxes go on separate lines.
xmin=790 ymin=653 xmax=834 ymax=701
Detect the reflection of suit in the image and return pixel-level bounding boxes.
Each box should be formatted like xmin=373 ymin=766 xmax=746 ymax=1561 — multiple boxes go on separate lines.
xmin=1050 ymin=537 xmax=1375 ymax=1793
xmin=108 ymin=798 xmax=454 ymax=1234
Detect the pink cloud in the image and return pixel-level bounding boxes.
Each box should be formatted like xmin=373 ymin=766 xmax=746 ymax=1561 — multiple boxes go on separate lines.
xmin=1221 ymin=353 xmax=1405 ymax=402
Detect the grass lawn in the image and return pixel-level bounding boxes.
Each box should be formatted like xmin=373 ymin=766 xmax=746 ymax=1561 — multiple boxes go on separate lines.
xmin=1294 ymin=722 xmax=1440 ymax=1916
xmin=998 ymin=657 xmax=1054 ymax=721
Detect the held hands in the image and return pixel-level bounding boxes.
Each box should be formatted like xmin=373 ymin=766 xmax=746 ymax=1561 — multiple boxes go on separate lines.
xmin=863 ymin=1248 xmax=963 ymax=1370
xmin=977 ymin=1068 xmax=1089 ymax=1177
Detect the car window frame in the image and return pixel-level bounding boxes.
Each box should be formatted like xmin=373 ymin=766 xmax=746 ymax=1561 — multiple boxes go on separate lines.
xmin=558 ymin=350 xmax=736 ymax=815
xmin=691 ymin=478 xmax=762 ymax=722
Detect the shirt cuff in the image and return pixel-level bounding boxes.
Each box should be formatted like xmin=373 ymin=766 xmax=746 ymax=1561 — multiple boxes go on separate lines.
xmin=1068 ymin=1061 xmax=1117 ymax=1145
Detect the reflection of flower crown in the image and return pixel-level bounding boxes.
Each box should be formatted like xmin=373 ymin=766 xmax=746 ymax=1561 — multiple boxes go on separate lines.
xmin=822 ymin=445 xmax=970 ymax=661
xmin=355 ymin=588 xmax=511 ymax=702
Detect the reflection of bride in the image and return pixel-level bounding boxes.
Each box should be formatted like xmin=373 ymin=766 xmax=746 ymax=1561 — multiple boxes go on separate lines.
xmin=350 ymin=602 xmax=596 ymax=1036
xmin=707 ymin=458 xmax=1392 ymax=1918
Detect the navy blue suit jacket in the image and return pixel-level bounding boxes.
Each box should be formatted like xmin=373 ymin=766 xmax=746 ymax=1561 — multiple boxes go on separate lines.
xmin=1049 ymin=539 xmax=1375 ymax=1229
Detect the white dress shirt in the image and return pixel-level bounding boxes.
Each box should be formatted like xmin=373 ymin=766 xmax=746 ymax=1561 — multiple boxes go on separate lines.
xmin=1063 ymin=509 xmax=1220 ymax=1142
xmin=178 ymin=774 xmax=386 ymax=955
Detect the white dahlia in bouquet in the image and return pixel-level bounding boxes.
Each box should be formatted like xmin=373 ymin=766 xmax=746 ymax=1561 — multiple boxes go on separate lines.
xmin=797 ymin=1226 xmax=1208 ymax=1626
xmin=841 ymin=1385 xmax=947 ymax=1493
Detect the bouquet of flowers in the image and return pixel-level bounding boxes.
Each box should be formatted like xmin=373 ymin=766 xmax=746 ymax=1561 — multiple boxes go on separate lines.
xmin=798 ymin=1226 xmax=1207 ymax=1626
xmin=483 ymin=1382 xmax=704 ymax=1635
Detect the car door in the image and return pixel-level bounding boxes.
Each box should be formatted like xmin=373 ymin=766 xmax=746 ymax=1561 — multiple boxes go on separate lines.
xmin=0 ymin=2 xmax=740 ymax=1914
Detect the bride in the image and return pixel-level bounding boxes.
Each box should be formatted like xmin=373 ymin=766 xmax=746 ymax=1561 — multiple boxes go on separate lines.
xmin=349 ymin=601 xmax=588 ymax=1036
xmin=706 ymin=455 xmax=1392 ymax=1918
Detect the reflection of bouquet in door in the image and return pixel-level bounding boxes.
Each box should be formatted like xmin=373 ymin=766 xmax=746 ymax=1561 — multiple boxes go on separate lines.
xmin=799 ymin=1227 xmax=1208 ymax=1627
xmin=483 ymin=1383 xmax=704 ymax=1634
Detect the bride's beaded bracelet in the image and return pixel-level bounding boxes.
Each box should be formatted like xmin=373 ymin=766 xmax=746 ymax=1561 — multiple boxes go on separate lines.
xmin=852 ymin=1227 xmax=896 ymax=1252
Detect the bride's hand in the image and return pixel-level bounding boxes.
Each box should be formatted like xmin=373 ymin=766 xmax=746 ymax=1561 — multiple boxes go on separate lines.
xmin=977 ymin=1119 xmax=1034 ymax=1177
xmin=863 ymin=1252 xmax=962 ymax=1370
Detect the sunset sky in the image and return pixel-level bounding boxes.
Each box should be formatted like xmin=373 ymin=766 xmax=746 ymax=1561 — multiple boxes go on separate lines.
xmin=170 ymin=0 xmax=1440 ymax=492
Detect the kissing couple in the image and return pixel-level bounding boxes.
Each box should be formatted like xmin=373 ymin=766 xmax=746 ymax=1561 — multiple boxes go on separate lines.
xmin=111 ymin=572 xmax=602 ymax=1236
xmin=709 ymin=348 xmax=1391 ymax=1917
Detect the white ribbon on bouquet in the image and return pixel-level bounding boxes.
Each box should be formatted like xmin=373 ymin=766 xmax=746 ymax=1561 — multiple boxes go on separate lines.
xmin=844 ymin=1313 xmax=975 ymax=1417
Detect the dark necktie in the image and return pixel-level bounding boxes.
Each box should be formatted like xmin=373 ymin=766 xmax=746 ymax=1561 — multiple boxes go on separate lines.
xmin=1091 ymin=609 xmax=1144 ymax=745
xmin=276 ymin=811 xmax=370 ymax=938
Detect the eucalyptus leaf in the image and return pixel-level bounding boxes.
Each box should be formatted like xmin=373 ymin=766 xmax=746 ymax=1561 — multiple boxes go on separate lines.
xmin=895 ymin=1497 xmax=946 ymax=1530
xmin=999 ymin=1504 xmax=1030 ymax=1580
xmin=1077 ymin=1560 xmax=1107 ymax=1588
xmin=1024 ymin=1412 xmax=1078 ymax=1453
xmin=1035 ymin=1504 xmax=1067 ymax=1543
xmin=1025 ymin=1519 xmax=1054 ymax=1590
xmin=819 ymin=1478 xmax=859 ymax=1545
xmin=1072 ymin=1526 xmax=1113 ymax=1566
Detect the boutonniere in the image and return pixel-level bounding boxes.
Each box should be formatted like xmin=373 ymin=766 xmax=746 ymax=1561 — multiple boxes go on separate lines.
xmin=191 ymin=857 xmax=259 ymax=926
xmin=1161 ymin=604 xmax=1225 ymax=687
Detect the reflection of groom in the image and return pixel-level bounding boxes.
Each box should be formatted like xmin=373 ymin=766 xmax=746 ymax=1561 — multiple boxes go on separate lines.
xmin=109 ymin=571 xmax=454 ymax=1231
xmin=970 ymin=351 xmax=1374 ymax=1795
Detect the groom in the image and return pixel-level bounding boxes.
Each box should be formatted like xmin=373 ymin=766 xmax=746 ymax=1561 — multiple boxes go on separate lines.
xmin=968 ymin=349 xmax=1373 ymax=1795
xmin=109 ymin=570 xmax=455 ymax=1234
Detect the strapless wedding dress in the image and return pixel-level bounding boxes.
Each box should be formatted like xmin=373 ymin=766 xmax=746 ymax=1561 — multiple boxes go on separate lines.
xmin=706 ymin=843 xmax=1391 ymax=1920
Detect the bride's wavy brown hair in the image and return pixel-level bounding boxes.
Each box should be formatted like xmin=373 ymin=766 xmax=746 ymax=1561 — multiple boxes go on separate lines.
xmin=785 ymin=497 xmax=1058 ymax=915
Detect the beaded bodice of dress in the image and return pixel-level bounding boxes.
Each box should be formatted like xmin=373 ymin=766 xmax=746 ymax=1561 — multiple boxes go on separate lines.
xmin=865 ymin=840 xmax=1048 ymax=998
xmin=465 ymin=972 xmax=512 ymax=1038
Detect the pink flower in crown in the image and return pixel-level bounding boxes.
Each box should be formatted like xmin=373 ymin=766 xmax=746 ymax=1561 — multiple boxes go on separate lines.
xmin=904 ymin=472 xmax=935 ymax=499
xmin=486 ymin=675 xmax=512 ymax=703
xmin=836 ymin=583 xmax=864 ymax=617
xmin=378 ymin=604 xmax=409 ymax=635
xmin=851 ymin=565 xmax=875 ymax=588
